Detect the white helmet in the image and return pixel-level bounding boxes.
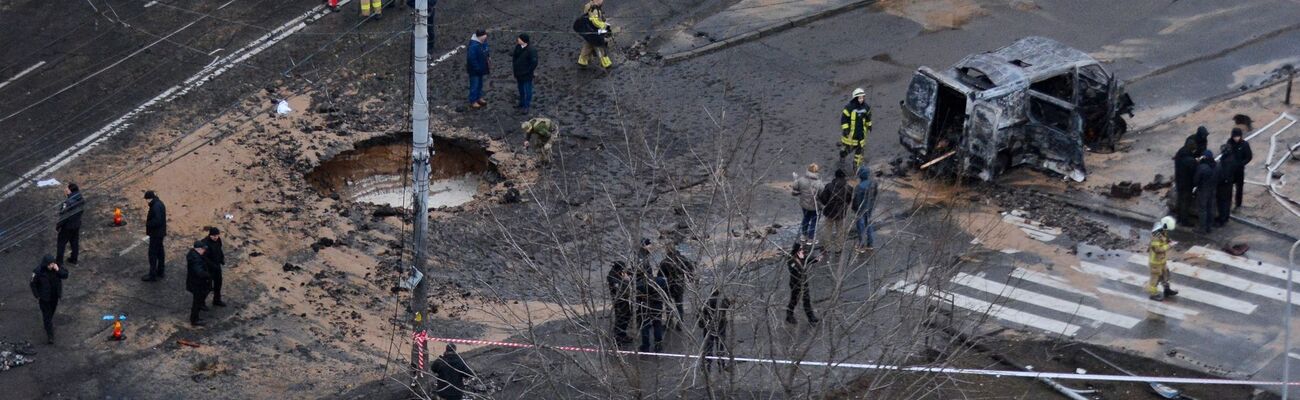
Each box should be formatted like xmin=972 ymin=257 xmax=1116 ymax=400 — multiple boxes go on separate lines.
xmin=1152 ymin=216 xmax=1176 ymax=232
xmin=851 ymin=88 xmax=866 ymax=99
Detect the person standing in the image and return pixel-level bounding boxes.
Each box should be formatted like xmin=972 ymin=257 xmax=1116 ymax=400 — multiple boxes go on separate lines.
xmin=791 ymin=163 xmax=823 ymax=240
xmin=1214 ymin=147 xmax=1237 ymax=227
xmin=635 ymin=269 xmax=668 ymax=353
xmin=606 ymin=261 xmax=633 ymax=344
xmin=1189 ymin=126 xmax=1210 ymax=155
xmin=465 ymin=30 xmax=490 ymax=110
xmin=521 ymin=117 xmax=558 ymax=164
xmin=817 ymin=169 xmax=852 ymax=253
xmin=1193 ymin=151 xmax=1218 ymax=234
xmin=143 ymin=191 xmax=167 ymax=281
xmin=29 ymin=255 xmax=68 ymax=344
xmin=1147 ymin=217 xmax=1178 ymax=301
xmin=785 ymin=241 xmax=821 ymax=325
xmin=1172 ymin=137 xmax=1199 ymax=226
xmin=840 ymin=88 xmax=872 ymax=168
xmin=431 ymin=344 xmax=475 ymax=400
xmin=698 ymin=289 xmax=731 ymax=371
xmin=659 ymin=241 xmax=696 ymax=331
xmin=1224 ymin=128 xmax=1253 ymax=209
xmin=852 ymin=165 xmax=878 ymax=252
xmin=55 ymin=183 xmax=84 ymax=266
xmin=186 ymin=241 xmax=212 ymax=326
xmin=201 ymin=228 xmax=227 ymax=307
xmin=511 ymin=33 xmax=538 ymax=115
xmin=575 ymin=0 xmax=613 ymax=70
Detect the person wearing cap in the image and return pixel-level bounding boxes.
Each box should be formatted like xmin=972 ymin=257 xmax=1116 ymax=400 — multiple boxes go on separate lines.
xmin=29 ymin=254 xmax=68 ymax=344
xmin=576 ymin=0 xmax=613 ymax=70
xmin=511 ymin=33 xmax=538 ymax=115
xmin=1192 ymin=150 xmax=1218 ymax=234
xmin=521 ymin=117 xmax=557 ymax=164
xmin=143 ymin=191 xmax=168 ymax=281
xmin=55 ymin=182 xmax=84 ymax=266
xmin=431 ymin=343 xmax=474 ymax=400
xmin=466 ymin=29 xmax=490 ymax=110
xmin=1223 ymin=127 xmax=1253 ymax=209
xmin=1147 ymin=217 xmax=1178 ymax=301
xmin=186 ymin=240 xmax=212 ymax=326
xmin=201 ymin=227 xmax=227 ymax=307
xmin=840 ymin=88 xmax=872 ymax=168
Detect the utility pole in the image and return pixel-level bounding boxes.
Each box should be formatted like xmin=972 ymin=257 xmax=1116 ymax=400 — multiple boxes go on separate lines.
xmin=409 ymin=0 xmax=434 ymax=389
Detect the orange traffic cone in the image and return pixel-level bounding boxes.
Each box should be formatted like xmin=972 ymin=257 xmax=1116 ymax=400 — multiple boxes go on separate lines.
xmin=111 ymin=320 xmax=124 ymax=341
xmin=113 ymin=208 xmax=123 ymax=226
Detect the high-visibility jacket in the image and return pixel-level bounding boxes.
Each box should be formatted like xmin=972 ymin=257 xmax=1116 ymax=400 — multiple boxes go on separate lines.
xmin=840 ymin=99 xmax=871 ymax=147
xmin=584 ymin=2 xmax=608 ymax=30
xmin=1148 ymin=233 xmax=1170 ymax=266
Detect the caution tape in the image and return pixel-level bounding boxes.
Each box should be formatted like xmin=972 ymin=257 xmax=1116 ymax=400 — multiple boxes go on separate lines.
xmin=428 ymin=336 xmax=1300 ymax=387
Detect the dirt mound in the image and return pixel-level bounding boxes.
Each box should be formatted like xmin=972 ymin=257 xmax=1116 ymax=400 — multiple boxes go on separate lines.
xmin=878 ymin=0 xmax=989 ymax=31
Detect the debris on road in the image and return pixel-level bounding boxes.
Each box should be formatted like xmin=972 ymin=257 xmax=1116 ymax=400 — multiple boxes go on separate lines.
xmin=1002 ymin=210 xmax=1062 ymax=241
xmin=0 ymin=341 xmax=35 ymax=371
xmin=1108 ymin=181 xmax=1143 ymax=199
xmin=177 ymin=340 xmax=201 ymax=348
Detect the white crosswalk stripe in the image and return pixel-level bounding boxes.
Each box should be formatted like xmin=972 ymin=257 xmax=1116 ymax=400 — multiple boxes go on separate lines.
xmin=1074 ymin=261 xmax=1258 ymax=315
xmin=890 ymin=281 xmax=1081 ymax=336
xmin=1094 ymin=286 xmax=1199 ymax=320
xmin=952 ymin=273 xmax=1142 ymax=329
xmin=1010 ymin=268 xmax=1098 ymax=300
xmin=1186 ymin=246 xmax=1300 ymax=285
xmin=1126 ymin=255 xmax=1300 ymax=307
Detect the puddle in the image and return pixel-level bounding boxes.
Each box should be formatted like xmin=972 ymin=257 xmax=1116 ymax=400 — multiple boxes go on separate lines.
xmin=306 ymin=135 xmax=494 ymax=208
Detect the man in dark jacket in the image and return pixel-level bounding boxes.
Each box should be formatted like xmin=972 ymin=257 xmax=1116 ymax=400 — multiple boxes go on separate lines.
xmin=1193 ymin=151 xmax=1218 ymax=234
xmin=30 ymin=255 xmax=68 ymax=344
xmin=465 ymin=30 xmax=490 ymax=109
xmin=786 ymin=241 xmax=821 ymax=325
xmin=511 ymin=33 xmax=538 ymax=115
xmin=1189 ymin=126 xmax=1210 ymax=155
xmin=1225 ymin=128 xmax=1253 ymax=208
xmin=606 ymin=261 xmax=633 ymax=343
xmin=658 ymin=241 xmax=696 ymax=331
xmin=56 ymin=183 xmax=84 ymax=266
xmin=431 ymin=344 xmax=474 ymax=400
xmin=186 ymin=241 xmax=212 ymax=326
xmin=698 ymin=289 xmax=731 ymax=371
xmin=143 ymin=191 xmax=167 ymax=281
xmin=1215 ymin=147 xmax=1237 ymax=227
xmin=817 ymin=169 xmax=853 ymax=253
xmin=202 ymin=227 xmax=227 ymax=307
xmin=852 ymin=165 xmax=878 ymax=251
xmin=1172 ymin=137 xmax=1199 ymax=226
xmin=635 ymin=270 xmax=669 ymax=352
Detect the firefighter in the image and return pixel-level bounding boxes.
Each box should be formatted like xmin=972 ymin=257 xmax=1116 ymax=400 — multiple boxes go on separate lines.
xmin=1147 ymin=216 xmax=1178 ymax=301
xmin=360 ymin=0 xmax=383 ymax=18
xmin=521 ymin=117 xmax=557 ymax=164
xmin=840 ymin=88 xmax=872 ymax=168
xmin=575 ymin=0 xmax=613 ymax=70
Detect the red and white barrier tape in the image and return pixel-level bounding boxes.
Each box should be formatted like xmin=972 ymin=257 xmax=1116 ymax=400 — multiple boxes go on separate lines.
xmin=428 ymin=336 xmax=1300 ymax=387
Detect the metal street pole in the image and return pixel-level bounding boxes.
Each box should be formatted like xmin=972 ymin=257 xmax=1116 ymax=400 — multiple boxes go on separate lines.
xmin=410 ymin=0 xmax=434 ymax=389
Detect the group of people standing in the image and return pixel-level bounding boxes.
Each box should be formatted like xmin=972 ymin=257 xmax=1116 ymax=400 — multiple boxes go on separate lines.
xmin=792 ymin=88 xmax=881 ymax=255
xmin=29 ymin=183 xmax=84 ymax=344
xmin=1171 ymin=115 xmax=1254 ymax=234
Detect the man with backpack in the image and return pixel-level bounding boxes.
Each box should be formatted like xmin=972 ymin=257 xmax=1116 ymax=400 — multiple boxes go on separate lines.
xmin=573 ymin=0 xmax=613 ymax=70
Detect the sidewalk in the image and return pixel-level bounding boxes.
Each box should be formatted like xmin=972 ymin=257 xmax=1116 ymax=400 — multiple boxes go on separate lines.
xmin=658 ymin=0 xmax=872 ymax=62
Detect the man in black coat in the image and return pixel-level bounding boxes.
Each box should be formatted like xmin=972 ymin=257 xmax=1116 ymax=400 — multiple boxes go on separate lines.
xmin=1172 ymin=137 xmax=1199 ymax=226
xmin=658 ymin=241 xmax=696 ymax=331
xmin=606 ymin=261 xmax=633 ymax=343
xmin=29 ymin=255 xmax=68 ymax=344
xmin=1225 ymin=128 xmax=1253 ymax=208
xmin=201 ymin=227 xmax=227 ymax=307
xmin=817 ymin=169 xmax=853 ymax=253
xmin=635 ymin=270 xmax=669 ymax=353
xmin=431 ymin=344 xmax=474 ymax=400
xmin=511 ymin=33 xmax=539 ymax=115
xmin=1215 ymin=146 xmax=1237 ymax=226
xmin=785 ymin=241 xmax=821 ymax=325
xmin=1193 ymin=151 xmax=1218 ymax=234
xmin=56 ymin=183 xmax=84 ymax=266
xmin=143 ymin=191 xmax=168 ymax=281
xmin=1189 ymin=126 xmax=1210 ymax=155
xmin=698 ymin=289 xmax=731 ymax=371
xmin=186 ymin=241 xmax=212 ymax=326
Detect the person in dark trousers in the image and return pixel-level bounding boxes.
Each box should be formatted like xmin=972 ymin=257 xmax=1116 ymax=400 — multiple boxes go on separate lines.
xmin=186 ymin=241 xmax=212 ymax=326
xmin=817 ymin=169 xmax=853 ymax=253
xmin=1214 ymin=146 xmax=1237 ymax=227
xmin=1189 ymin=126 xmax=1210 ymax=155
xmin=431 ymin=344 xmax=474 ymax=400
xmin=785 ymin=241 xmax=821 ymax=325
xmin=791 ymin=163 xmax=823 ymax=240
xmin=143 ymin=191 xmax=167 ymax=281
xmin=659 ymin=241 xmax=696 ymax=331
xmin=201 ymin=227 xmax=227 ymax=307
xmin=511 ymin=33 xmax=538 ymax=115
xmin=698 ymin=289 xmax=731 ymax=371
xmin=635 ymin=269 xmax=668 ymax=352
xmin=1172 ymin=137 xmax=1199 ymax=226
xmin=55 ymin=183 xmax=84 ymax=266
xmin=1193 ymin=150 xmax=1218 ymax=234
xmin=465 ymin=30 xmax=490 ymax=109
xmin=852 ymin=165 xmax=878 ymax=251
xmin=840 ymin=88 xmax=873 ymax=168
xmin=1224 ymin=128 xmax=1253 ymax=208
xmin=606 ymin=261 xmax=633 ymax=344
xmin=29 ymin=255 xmax=68 ymax=344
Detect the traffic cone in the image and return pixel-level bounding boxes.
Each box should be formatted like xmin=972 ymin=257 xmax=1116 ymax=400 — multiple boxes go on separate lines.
xmin=113 ymin=208 xmax=123 ymax=226
xmin=111 ymin=320 xmax=125 ymax=341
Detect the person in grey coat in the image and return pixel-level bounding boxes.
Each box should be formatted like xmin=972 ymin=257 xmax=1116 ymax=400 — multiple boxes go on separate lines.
xmin=791 ymin=163 xmax=824 ymax=240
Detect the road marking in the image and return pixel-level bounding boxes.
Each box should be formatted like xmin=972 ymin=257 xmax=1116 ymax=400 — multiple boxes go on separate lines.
xmin=1290 ymin=352 xmax=1300 ymax=361
xmin=1186 ymin=245 xmax=1300 ymax=285
xmin=953 ymin=273 xmax=1141 ymax=329
xmin=0 ymin=1 xmax=352 ymax=201
xmin=117 ymin=235 xmax=150 ymax=256
xmin=1127 ymin=255 xmax=1300 ymax=307
xmin=1075 ymin=261 xmax=1257 ymax=315
xmin=144 ymin=1 xmax=158 ymax=7
xmin=1095 ymin=286 xmax=1199 ymax=320
xmin=1010 ymin=268 xmax=1098 ymax=299
xmin=0 ymin=61 xmax=46 ymax=90
xmin=891 ymin=281 xmax=1081 ymax=336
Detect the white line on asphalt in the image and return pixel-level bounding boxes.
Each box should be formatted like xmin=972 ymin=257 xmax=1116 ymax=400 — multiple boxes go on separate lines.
xmin=0 ymin=61 xmax=47 ymax=90
xmin=891 ymin=281 xmax=1081 ymax=336
xmin=953 ymin=273 xmax=1141 ymax=329
xmin=1290 ymin=352 xmax=1300 ymax=361
xmin=1095 ymin=286 xmax=1199 ymax=320
xmin=144 ymin=1 xmax=158 ymax=7
xmin=1127 ymin=255 xmax=1300 ymax=307
xmin=0 ymin=1 xmax=352 ymax=201
xmin=1186 ymin=245 xmax=1300 ymax=285
xmin=1075 ymin=261 xmax=1257 ymax=314
xmin=1010 ymin=268 xmax=1098 ymax=299
xmin=117 ymin=236 xmax=150 ymax=256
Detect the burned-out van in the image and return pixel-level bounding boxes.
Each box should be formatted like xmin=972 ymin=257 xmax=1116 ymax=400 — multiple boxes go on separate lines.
xmin=898 ymin=36 xmax=1133 ymax=181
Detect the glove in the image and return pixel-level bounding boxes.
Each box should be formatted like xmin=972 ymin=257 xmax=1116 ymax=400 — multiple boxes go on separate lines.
xmin=598 ymin=29 xmax=608 ymax=35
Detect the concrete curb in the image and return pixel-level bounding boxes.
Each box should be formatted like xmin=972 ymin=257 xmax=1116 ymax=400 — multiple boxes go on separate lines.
xmin=661 ymin=0 xmax=876 ymax=63
xmin=1129 ymin=75 xmax=1293 ymax=135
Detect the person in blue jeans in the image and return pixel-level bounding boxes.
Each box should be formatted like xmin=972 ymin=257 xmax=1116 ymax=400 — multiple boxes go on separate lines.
xmin=852 ymin=164 xmax=877 ymax=251
xmin=791 ymin=163 xmax=823 ymax=240
xmin=636 ymin=271 xmax=668 ymax=352
xmin=511 ymin=33 xmax=538 ymax=114
xmin=465 ymin=29 xmax=490 ymax=109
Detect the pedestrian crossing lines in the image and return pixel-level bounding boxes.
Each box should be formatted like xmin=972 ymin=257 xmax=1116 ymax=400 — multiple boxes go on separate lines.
xmin=889 ymin=281 xmax=1082 ymax=336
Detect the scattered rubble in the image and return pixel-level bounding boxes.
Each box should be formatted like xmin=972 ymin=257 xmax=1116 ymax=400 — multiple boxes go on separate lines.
xmin=1107 ymin=181 xmax=1143 ymax=199
xmin=984 ymin=186 xmax=1135 ymax=248
xmin=0 ymin=340 xmax=35 ymax=371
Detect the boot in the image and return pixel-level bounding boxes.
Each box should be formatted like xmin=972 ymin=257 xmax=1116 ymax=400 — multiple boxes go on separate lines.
xmin=1149 ymin=292 xmax=1165 ymax=301
xmin=213 ymin=299 xmax=227 ymax=307
xmin=1163 ymin=285 xmax=1179 ymax=297
xmin=807 ymin=314 xmax=820 ymax=324
xmin=785 ymin=311 xmax=797 ymax=325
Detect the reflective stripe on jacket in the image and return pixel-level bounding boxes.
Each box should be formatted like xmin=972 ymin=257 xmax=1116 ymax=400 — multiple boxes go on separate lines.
xmin=840 ymin=99 xmax=871 ymax=147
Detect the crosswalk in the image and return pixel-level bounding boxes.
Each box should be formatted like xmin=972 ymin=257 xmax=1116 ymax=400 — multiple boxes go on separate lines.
xmin=890 ymin=245 xmax=1296 ymax=336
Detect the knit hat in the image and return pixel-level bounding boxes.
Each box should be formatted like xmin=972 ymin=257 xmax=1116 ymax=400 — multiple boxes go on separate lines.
xmin=1231 ymin=128 xmax=1244 ymax=138
xmin=193 ymin=240 xmax=208 ymax=249
xmin=209 ymin=227 xmax=221 ymax=236
xmin=143 ymin=190 xmax=156 ymax=199
xmin=1202 ymin=150 xmax=1214 ymax=159
xmin=518 ymin=33 xmax=530 ymax=44
xmin=475 ymin=29 xmax=487 ymax=37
